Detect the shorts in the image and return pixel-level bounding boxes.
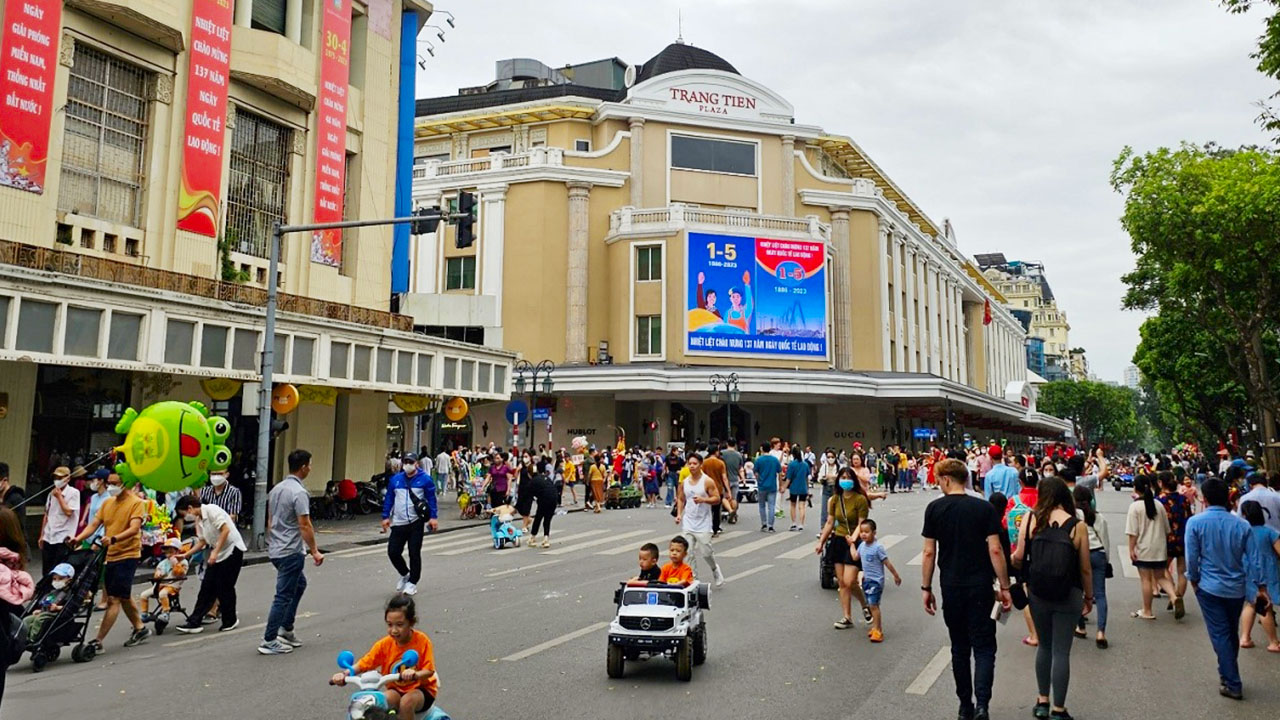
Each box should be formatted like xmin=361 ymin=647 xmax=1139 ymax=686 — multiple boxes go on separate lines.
xmin=822 ymin=535 xmax=859 ymax=567
xmin=789 ymin=493 xmax=810 ymax=502
xmin=862 ymin=578 xmax=884 ymax=606
xmin=1134 ymin=559 xmax=1167 ymax=570
xmin=103 ymin=558 xmax=140 ymax=599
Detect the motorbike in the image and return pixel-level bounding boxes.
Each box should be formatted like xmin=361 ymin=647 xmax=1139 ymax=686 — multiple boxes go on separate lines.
xmin=332 ymin=649 xmax=452 ymax=720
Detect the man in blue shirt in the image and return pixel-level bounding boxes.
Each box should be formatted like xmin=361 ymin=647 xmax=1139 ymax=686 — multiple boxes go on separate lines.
xmin=753 ymin=444 xmax=782 ymax=533
xmin=381 ymin=452 xmax=438 ymax=597
xmin=981 ymin=446 xmax=1019 ymax=501
xmin=1185 ymin=477 xmax=1251 ymax=700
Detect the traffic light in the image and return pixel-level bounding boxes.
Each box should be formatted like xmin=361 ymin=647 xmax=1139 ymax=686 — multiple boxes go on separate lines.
xmin=455 ymin=190 xmax=476 ymax=248
xmin=411 ymin=206 xmax=441 ymax=235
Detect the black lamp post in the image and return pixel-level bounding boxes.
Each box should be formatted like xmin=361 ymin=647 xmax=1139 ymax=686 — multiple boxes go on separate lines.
xmin=513 ymin=359 xmax=555 ymax=449
xmin=709 ymin=372 xmax=740 ymax=443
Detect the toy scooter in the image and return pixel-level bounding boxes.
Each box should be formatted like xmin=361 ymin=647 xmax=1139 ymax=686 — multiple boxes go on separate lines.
xmin=331 ymin=649 xmax=452 ymax=720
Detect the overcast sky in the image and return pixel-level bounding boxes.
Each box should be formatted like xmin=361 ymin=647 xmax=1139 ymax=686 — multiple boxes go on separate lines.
xmin=416 ymin=0 xmax=1274 ymax=381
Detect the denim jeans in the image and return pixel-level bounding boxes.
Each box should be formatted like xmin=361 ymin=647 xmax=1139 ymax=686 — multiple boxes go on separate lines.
xmin=264 ymin=553 xmax=307 ymax=642
xmin=941 ymin=583 xmax=998 ymax=713
xmin=1196 ymin=589 xmax=1245 ymax=693
xmin=1089 ymin=549 xmax=1108 ymax=632
xmin=819 ymin=483 xmax=834 ymax=527
xmin=664 ymin=478 xmax=676 ymax=506
xmin=757 ymin=491 xmax=778 ymax=529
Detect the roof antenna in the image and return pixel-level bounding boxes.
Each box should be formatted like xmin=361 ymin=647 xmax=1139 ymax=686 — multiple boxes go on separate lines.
xmin=676 ymin=9 xmax=684 ymax=44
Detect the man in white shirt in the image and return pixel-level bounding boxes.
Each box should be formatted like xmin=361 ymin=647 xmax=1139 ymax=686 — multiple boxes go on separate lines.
xmin=1236 ymin=471 xmax=1280 ymax=533
xmin=435 ymin=447 xmax=451 ymax=497
xmin=39 ymin=465 xmax=79 ymax=572
xmin=173 ymin=495 xmax=247 ymax=633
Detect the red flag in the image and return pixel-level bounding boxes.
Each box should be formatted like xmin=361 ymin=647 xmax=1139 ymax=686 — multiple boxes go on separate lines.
xmin=982 ymin=298 xmax=992 ymax=326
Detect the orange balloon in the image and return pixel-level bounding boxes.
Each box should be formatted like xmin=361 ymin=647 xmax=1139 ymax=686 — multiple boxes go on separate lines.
xmin=271 ymin=384 xmax=300 ymax=414
xmin=443 ymin=396 xmax=469 ymax=422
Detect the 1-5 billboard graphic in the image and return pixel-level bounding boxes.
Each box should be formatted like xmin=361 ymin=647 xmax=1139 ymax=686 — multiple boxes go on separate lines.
xmin=685 ymin=231 xmax=827 ymax=359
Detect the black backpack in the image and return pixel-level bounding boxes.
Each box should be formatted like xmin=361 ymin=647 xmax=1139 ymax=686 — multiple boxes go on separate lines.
xmin=1027 ymin=516 xmax=1079 ymax=601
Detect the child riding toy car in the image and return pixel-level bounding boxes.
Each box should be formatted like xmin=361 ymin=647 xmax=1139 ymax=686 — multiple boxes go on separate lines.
xmin=605 ymin=580 xmax=709 ymax=681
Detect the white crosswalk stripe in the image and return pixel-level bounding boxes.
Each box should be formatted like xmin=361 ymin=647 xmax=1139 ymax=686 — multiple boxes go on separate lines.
xmin=329 ymin=530 xmax=488 ymax=558
xmin=437 ymin=529 xmax=608 ymax=556
xmin=907 ymin=551 xmax=925 ymax=566
xmin=540 ymin=529 xmax=653 ymax=555
xmin=1117 ymin=544 xmax=1139 ymax=578
xmin=775 ymin=540 xmax=820 ymax=560
xmin=718 ymin=530 xmax=800 ymax=557
xmin=880 ymin=534 xmax=908 ymax=550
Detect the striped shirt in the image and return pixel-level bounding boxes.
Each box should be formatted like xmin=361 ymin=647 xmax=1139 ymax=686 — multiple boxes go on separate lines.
xmin=199 ymin=483 xmax=243 ymax=519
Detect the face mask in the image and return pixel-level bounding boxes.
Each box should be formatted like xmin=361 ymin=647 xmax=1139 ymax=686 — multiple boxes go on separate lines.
xmin=52 ymin=580 xmax=68 ymax=590
xmin=838 ymin=479 xmax=856 ymax=491
xmin=89 ymin=481 xmax=100 ymax=492
xmin=54 ymin=479 xmax=68 ymax=489
xmin=211 ymin=475 xmax=227 ymax=487
xmin=183 ymin=513 xmax=198 ymax=524
xmin=107 ymin=485 xmax=123 ymax=497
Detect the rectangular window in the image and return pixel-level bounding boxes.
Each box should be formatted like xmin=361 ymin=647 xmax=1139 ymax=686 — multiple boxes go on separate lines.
xmin=376 ymin=348 xmax=393 ymax=383
xmin=164 ymin=319 xmax=195 ymax=365
xmin=340 ymin=153 xmax=357 ymax=276
xmin=417 ymin=355 xmax=433 ymax=386
xmin=636 ymin=315 xmax=662 ymax=356
xmin=330 ymin=341 xmax=350 ymax=378
xmin=274 ymin=334 xmax=287 ymax=375
xmin=636 ymin=246 xmax=662 ymax=281
xmin=0 ymin=296 xmax=8 ymax=347
xmin=671 ymin=134 xmax=756 ymax=176
xmin=445 ymin=256 xmax=476 ymax=290
xmin=106 ymin=311 xmax=141 ymax=361
xmin=574 ymin=139 xmax=591 ymax=152
xmin=478 ymin=363 xmax=491 ymax=393
xmin=461 ymin=360 xmax=475 ymax=391
xmin=64 ymin=307 xmax=101 ymax=357
xmin=414 ymin=153 xmax=450 ymax=165
xmin=226 ymin=110 xmax=291 ymax=258
xmin=396 ymin=352 xmax=412 ymax=385
xmin=201 ymin=325 xmax=228 ymax=368
xmin=353 ymin=345 xmax=371 ymax=381
xmin=58 ymin=45 xmax=150 ymax=227
xmin=291 ymin=336 xmax=314 ymax=375
xmin=443 ymin=357 xmax=458 ymax=389
xmin=493 ymin=364 xmax=505 ymax=394
xmin=232 ymin=329 xmax=259 ymax=371
xmin=251 ymin=0 xmax=287 ymax=34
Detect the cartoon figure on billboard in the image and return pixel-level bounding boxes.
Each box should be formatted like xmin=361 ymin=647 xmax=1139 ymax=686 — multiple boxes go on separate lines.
xmin=725 ymin=271 xmax=753 ymax=332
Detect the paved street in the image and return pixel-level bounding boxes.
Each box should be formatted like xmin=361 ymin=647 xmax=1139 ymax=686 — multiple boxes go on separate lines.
xmin=5 ymin=488 xmax=1277 ymax=719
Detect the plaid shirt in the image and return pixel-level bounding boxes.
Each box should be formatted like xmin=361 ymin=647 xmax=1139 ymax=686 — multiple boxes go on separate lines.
xmin=199 ymin=483 xmax=243 ymax=519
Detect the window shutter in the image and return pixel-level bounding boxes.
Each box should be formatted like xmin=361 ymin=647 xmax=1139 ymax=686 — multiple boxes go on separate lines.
xmin=252 ymin=0 xmax=287 ymax=34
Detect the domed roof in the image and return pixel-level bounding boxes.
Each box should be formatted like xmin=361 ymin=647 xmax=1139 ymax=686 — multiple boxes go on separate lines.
xmin=634 ymin=43 xmax=739 ymax=84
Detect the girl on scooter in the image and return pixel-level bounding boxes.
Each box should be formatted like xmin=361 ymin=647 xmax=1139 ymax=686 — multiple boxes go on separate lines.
xmin=331 ymin=595 xmax=438 ymax=717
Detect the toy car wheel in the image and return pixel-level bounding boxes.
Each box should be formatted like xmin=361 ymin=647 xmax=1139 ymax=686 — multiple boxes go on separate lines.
xmin=606 ymin=643 xmax=625 ymax=679
xmin=675 ymin=637 xmax=693 ymax=681
xmin=749 ymin=492 xmax=758 ymax=503
xmin=819 ymin=558 xmax=836 ymax=590
xmin=493 ymin=537 xmax=501 ymax=549
xmin=155 ymin=618 xmax=168 ymax=635
xmin=693 ymin=623 xmax=707 ymax=666
xmin=71 ymin=644 xmax=87 ymax=663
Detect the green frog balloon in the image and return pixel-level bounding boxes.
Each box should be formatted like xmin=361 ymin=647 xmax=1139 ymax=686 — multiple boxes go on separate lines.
xmin=113 ymin=400 xmax=232 ymax=492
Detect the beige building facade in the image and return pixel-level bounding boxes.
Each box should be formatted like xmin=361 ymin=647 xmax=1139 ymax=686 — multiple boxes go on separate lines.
xmin=0 ymin=0 xmax=513 ymax=493
xmin=407 ymin=44 xmax=1069 ymax=451
xmin=979 ymin=257 xmax=1074 ymax=381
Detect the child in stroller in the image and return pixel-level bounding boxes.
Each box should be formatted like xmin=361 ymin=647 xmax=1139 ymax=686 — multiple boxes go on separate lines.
xmin=138 ymin=538 xmax=189 ymax=630
xmin=21 ymin=546 xmax=106 ymax=671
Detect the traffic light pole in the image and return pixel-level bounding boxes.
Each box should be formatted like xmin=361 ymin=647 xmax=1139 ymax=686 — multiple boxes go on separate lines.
xmin=251 ymin=212 xmax=454 ymax=550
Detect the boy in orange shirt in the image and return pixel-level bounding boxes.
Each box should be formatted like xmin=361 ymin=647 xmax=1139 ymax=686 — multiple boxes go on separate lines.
xmin=332 ymin=595 xmax=438 ymax=716
xmin=658 ymin=536 xmax=695 ymax=585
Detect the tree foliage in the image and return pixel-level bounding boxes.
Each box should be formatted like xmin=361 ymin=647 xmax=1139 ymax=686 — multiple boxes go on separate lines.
xmin=1038 ymin=380 xmax=1142 ymax=450
xmin=1112 ymin=142 xmax=1280 ymax=450
xmin=1223 ymin=0 xmax=1280 ymax=136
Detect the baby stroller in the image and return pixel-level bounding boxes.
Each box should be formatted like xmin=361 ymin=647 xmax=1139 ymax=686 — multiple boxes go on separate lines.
xmin=22 ymin=545 xmax=107 ymax=671
xmin=490 ymin=513 xmax=523 ymax=549
xmin=459 ymin=476 xmax=487 ymax=520
xmin=139 ymin=538 xmax=194 ymax=635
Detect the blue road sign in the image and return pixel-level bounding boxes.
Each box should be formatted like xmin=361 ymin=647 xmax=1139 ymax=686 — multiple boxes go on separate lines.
xmin=505 ymin=399 xmax=529 ymax=425
xmin=532 ymin=407 xmax=550 ymax=421
xmin=913 ymin=427 xmax=937 ymax=440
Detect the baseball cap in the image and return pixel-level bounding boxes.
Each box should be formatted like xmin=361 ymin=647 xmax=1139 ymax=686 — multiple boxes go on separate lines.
xmin=52 ymin=466 xmax=70 ymax=479
xmin=402 ymin=452 xmax=418 ymax=463
xmin=988 ymin=445 xmax=1003 ymax=459
xmin=51 ymin=563 xmax=76 ymax=579
xmin=164 ymin=538 xmax=184 ymax=551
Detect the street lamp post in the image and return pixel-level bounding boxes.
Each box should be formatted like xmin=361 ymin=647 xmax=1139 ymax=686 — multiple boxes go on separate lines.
xmin=513 ymin=359 xmax=555 ymax=450
xmin=708 ymin=373 xmax=741 ymax=443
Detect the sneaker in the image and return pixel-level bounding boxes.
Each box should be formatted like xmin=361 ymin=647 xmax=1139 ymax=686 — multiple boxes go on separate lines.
xmin=220 ymin=619 xmax=240 ymax=632
xmin=713 ymin=568 xmax=725 ymax=588
xmin=86 ymin=639 xmax=104 ymax=655
xmin=761 ymin=525 xmax=768 ymax=532
xmin=140 ymin=611 xmax=153 ymax=623
xmin=869 ymin=628 xmax=884 ymax=643
xmin=834 ymin=617 xmax=854 ymax=629
xmin=278 ymin=629 xmax=303 ymax=648
xmin=767 ymin=526 xmax=776 ymax=533
xmin=396 ymin=575 xmax=409 ymax=591
xmin=862 ymin=607 xmax=873 ymax=624
xmin=541 ymin=538 xmax=550 ymax=548
xmin=789 ymin=524 xmax=797 ymax=531
xmin=157 ymin=612 xmax=170 ymax=624
xmin=201 ymin=614 xmax=219 ymax=625
xmin=175 ymin=624 xmax=204 ymax=635
xmin=257 ymin=638 xmax=294 ymax=655
xmin=402 ymin=582 xmax=418 ymax=596
xmin=123 ymin=626 xmax=151 ymax=647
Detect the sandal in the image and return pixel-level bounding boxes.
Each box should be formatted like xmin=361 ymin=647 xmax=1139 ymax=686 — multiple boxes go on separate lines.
xmin=1073 ymin=628 xmax=1087 ymax=639
xmin=1130 ymin=611 xmax=1156 ymax=619
xmin=1096 ymin=637 xmax=1108 ymax=649
xmin=1022 ymin=636 xmax=1039 ymax=647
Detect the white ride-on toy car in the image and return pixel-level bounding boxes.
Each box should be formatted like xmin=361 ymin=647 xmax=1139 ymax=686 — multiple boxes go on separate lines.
xmin=606 ymin=580 xmax=709 ymax=681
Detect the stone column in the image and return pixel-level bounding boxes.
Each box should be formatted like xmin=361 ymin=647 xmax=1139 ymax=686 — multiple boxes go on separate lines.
xmin=234 ymin=0 xmax=253 ymax=27
xmin=877 ymin=221 xmax=891 ymax=370
xmin=830 ymin=208 xmax=851 ymax=370
xmin=781 ymin=135 xmax=796 ymax=217
xmin=892 ymin=235 xmax=905 ymax=371
xmin=903 ymin=244 xmax=917 ymax=372
xmin=480 ymin=185 xmax=508 ymax=345
xmin=285 ymin=0 xmax=303 ymax=44
xmin=955 ymin=286 xmax=965 ymax=382
xmin=916 ymin=254 xmax=929 ymax=375
xmin=927 ymin=266 xmax=941 ymax=376
xmin=628 ymin=117 xmax=645 ymax=208
xmin=940 ymin=278 xmax=953 ymax=380
xmin=565 ymin=182 xmax=592 ymax=364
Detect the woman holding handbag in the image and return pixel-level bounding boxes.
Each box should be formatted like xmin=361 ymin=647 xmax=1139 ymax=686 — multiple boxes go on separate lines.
xmin=1073 ymin=486 xmax=1111 ymax=648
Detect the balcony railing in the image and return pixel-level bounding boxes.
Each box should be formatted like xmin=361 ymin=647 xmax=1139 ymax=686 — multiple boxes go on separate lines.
xmin=0 ymin=239 xmax=412 ymax=331
xmin=412 ymin=147 xmax=565 ymax=180
xmin=609 ymin=205 xmax=831 ymax=243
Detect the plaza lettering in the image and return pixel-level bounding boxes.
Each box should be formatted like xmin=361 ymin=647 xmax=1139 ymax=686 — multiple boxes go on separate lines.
xmin=667 ymin=87 xmax=757 ymax=115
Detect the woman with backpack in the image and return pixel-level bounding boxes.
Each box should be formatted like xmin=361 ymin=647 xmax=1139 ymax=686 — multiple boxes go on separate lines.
xmin=1072 ymin=486 xmax=1111 ymax=648
xmin=1125 ymin=474 xmax=1183 ymax=619
xmin=1012 ymin=477 xmax=1093 ymax=720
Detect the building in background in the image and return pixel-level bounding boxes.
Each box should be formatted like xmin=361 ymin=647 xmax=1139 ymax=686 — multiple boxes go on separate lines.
xmin=406 ymin=41 xmax=1069 ymax=451
xmin=976 ymin=254 xmax=1075 ymax=381
xmin=1123 ymin=364 xmax=1142 ymax=389
xmin=0 ymin=1 xmax=512 ymax=494
xmin=1068 ymin=348 xmax=1089 ymax=381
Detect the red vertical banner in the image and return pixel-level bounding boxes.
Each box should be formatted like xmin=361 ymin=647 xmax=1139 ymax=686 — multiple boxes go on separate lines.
xmin=311 ymin=0 xmax=352 ymax=267
xmin=176 ymin=0 xmax=233 ymax=237
xmin=0 ymin=0 xmax=62 ymax=195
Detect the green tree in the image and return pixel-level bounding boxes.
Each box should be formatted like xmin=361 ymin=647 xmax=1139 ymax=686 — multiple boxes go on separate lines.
xmin=1131 ymin=313 xmax=1249 ymax=445
xmin=1038 ymin=380 xmax=1142 ymax=450
xmin=1111 ymin=143 xmax=1280 ymax=459
xmin=1223 ymin=0 xmax=1280 ymax=135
